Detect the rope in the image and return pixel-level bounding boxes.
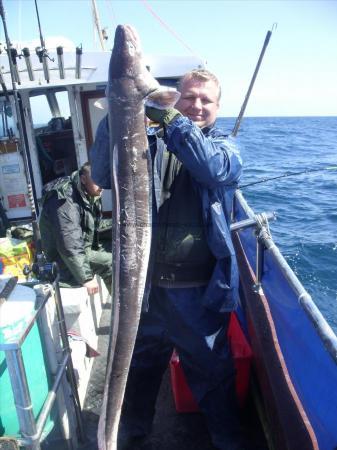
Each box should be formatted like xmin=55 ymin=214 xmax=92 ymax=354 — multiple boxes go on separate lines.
xmin=255 ymin=212 xmax=272 ymax=240
xmin=139 ymin=0 xmax=202 ymax=59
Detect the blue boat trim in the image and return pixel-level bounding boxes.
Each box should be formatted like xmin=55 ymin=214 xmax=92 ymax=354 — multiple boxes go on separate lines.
xmin=233 ymin=190 xmax=337 ymax=450
xmin=235 ymin=189 xmax=337 ymax=365
xmin=233 ymin=233 xmax=318 ymax=449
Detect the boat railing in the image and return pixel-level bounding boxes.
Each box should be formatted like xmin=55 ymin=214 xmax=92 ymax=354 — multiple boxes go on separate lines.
xmin=0 ymin=274 xmax=84 ymax=449
xmin=234 ymin=189 xmax=337 ymax=366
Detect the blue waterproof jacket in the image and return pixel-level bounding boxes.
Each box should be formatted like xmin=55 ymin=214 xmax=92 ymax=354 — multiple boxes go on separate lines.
xmin=90 ymin=115 xmax=242 ymax=313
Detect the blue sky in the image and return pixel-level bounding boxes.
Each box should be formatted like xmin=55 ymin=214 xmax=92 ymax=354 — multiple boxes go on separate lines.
xmin=3 ymin=0 xmax=337 ymax=117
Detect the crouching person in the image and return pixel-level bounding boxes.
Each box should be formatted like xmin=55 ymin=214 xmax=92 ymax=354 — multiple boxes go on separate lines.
xmin=39 ymin=162 xmax=112 ymax=295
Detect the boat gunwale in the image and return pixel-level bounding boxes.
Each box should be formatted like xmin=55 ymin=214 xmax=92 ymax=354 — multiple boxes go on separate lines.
xmin=232 ymin=229 xmax=319 ymax=450
xmin=234 ymin=189 xmax=337 ymax=366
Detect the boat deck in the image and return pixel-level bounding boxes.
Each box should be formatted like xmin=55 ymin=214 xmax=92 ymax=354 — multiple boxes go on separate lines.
xmin=79 ymin=301 xmax=267 ymax=450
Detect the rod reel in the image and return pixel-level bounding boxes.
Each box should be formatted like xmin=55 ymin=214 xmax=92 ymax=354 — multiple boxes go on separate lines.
xmin=23 ymin=259 xmax=59 ymax=283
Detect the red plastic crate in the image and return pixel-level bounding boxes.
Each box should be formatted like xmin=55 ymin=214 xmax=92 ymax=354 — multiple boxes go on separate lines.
xmin=170 ymin=312 xmax=253 ymax=413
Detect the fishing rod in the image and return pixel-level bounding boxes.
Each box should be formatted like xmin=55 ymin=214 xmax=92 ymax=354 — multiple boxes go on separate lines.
xmin=0 ymin=1 xmax=41 ymax=243
xmin=239 ymin=165 xmax=337 ymax=189
xmin=92 ymin=0 xmax=106 ymax=50
xmin=34 ymin=0 xmax=53 ymax=83
xmin=231 ymin=24 xmax=276 ymax=137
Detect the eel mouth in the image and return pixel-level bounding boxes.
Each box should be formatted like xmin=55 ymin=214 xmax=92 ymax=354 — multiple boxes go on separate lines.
xmin=146 ymin=87 xmax=181 ymax=110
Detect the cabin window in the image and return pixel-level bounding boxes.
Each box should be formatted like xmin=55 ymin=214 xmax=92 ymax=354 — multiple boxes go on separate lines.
xmin=30 ymin=94 xmax=53 ymax=128
xmin=55 ymin=91 xmax=71 ymax=119
xmin=0 ymin=100 xmax=15 ymax=139
xmin=30 ymin=89 xmax=78 ymax=185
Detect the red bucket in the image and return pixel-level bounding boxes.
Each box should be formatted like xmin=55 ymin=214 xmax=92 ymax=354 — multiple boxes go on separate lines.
xmin=170 ymin=312 xmax=253 ymax=413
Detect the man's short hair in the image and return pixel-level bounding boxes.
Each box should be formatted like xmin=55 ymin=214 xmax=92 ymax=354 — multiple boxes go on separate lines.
xmin=79 ymin=162 xmax=91 ymax=177
xmin=178 ymin=69 xmax=221 ymax=101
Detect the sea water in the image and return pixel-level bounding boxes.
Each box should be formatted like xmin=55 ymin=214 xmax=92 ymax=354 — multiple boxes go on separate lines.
xmin=217 ymin=116 xmax=337 ymax=332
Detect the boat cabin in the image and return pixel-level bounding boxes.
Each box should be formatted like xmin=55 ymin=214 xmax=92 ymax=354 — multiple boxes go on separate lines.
xmin=0 ymin=49 xmax=204 ymax=221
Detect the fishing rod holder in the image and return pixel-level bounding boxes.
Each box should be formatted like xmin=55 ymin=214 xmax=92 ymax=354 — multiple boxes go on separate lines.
xmin=56 ymin=46 xmax=65 ymax=79
xmin=35 ymin=47 xmax=51 ymax=83
xmin=75 ymin=45 xmax=83 ymax=79
xmin=8 ymin=47 xmax=21 ymax=84
xmin=231 ymin=211 xmax=276 ymax=292
xmin=22 ymin=47 xmax=35 ymax=81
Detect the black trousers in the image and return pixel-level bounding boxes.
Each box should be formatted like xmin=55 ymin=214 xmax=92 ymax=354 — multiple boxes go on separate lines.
xmin=120 ymin=285 xmax=243 ymax=450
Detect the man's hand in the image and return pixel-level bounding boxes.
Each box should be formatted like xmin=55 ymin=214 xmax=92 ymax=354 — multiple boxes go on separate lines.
xmin=145 ymin=106 xmax=181 ymax=126
xmin=84 ymin=279 xmax=99 ymax=295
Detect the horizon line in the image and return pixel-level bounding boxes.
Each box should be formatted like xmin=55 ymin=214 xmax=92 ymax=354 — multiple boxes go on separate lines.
xmin=217 ymin=115 xmax=337 ymax=119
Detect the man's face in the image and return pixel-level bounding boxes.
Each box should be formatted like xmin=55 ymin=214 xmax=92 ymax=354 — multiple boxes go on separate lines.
xmin=175 ymin=78 xmax=220 ymax=128
xmin=81 ymin=173 xmax=103 ymax=197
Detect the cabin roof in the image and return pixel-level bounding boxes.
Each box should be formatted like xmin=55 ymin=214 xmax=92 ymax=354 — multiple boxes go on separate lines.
xmin=0 ymin=50 xmax=205 ymax=91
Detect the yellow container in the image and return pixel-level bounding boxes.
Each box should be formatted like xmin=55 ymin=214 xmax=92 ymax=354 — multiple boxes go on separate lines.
xmin=0 ymin=238 xmax=33 ymax=279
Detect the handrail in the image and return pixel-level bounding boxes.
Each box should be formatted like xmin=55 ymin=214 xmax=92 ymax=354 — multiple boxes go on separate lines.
xmin=1 ymin=282 xmax=84 ymax=449
xmin=16 ymin=353 xmax=70 ymax=447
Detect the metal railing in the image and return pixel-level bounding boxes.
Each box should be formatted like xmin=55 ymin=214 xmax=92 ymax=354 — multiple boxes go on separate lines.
xmin=0 ymin=280 xmax=84 ymax=449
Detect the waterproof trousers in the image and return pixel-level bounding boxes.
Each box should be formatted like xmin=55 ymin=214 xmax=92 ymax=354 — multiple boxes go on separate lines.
xmin=120 ymin=286 xmax=243 ymax=450
xmin=59 ymin=249 xmax=112 ymax=294
xmin=87 ymin=249 xmax=112 ymax=294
